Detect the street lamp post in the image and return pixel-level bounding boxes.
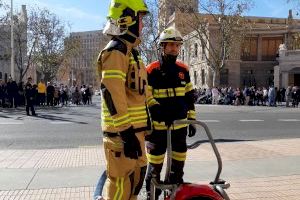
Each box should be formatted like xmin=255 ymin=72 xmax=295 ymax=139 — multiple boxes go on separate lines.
xmin=10 ymin=0 xmax=15 ymax=80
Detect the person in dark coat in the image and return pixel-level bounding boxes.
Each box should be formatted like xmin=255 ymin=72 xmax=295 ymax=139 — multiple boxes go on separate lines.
xmin=0 ymin=79 xmax=5 ymax=107
xmin=6 ymin=77 xmax=18 ymax=108
xmin=46 ymin=82 xmax=55 ymax=106
xmin=25 ymin=77 xmax=37 ymax=116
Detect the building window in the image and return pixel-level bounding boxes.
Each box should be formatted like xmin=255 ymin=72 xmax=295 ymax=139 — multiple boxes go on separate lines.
xmin=4 ymin=73 xmax=8 ymax=83
xmin=0 ymin=72 xmax=2 ymax=79
xmin=242 ymin=69 xmax=256 ymax=87
xmin=194 ymin=71 xmax=197 ymax=85
xmin=201 ymin=49 xmax=206 ymax=60
xmin=241 ymin=37 xmax=258 ymax=61
xmin=201 ymin=69 xmax=205 ymax=85
xmin=220 ymin=69 xmax=229 ymax=86
xmin=262 ymin=37 xmax=283 ymax=61
xmin=182 ymin=49 xmax=185 ymax=61
xmin=194 ymin=43 xmax=198 ymax=57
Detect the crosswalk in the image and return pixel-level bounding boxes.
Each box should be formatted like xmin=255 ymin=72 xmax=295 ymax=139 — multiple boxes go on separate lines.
xmin=277 ymin=119 xmax=300 ymax=122
xmin=239 ymin=119 xmax=265 ymax=122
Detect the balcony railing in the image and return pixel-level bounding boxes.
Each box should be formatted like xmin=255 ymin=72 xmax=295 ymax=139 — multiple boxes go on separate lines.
xmin=285 ymin=49 xmax=300 ymax=57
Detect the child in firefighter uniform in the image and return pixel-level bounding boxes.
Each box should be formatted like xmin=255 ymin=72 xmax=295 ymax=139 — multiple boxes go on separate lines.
xmin=145 ymin=27 xmax=197 ymax=199
xmin=96 ymin=0 xmax=159 ymax=200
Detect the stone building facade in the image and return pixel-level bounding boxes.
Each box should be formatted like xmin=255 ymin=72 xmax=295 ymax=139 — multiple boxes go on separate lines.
xmin=0 ymin=5 xmax=27 ymax=83
xmin=159 ymin=0 xmax=300 ymax=88
xmin=64 ymin=30 xmax=109 ymax=87
xmin=275 ymin=46 xmax=300 ymax=88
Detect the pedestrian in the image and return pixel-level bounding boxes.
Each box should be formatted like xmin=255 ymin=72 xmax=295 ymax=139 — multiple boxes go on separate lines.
xmin=73 ymin=87 xmax=81 ymax=105
xmin=243 ymin=86 xmax=250 ymax=105
xmin=285 ymin=86 xmax=292 ymax=107
xmin=262 ymin=87 xmax=268 ymax=106
xmin=292 ymin=86 xmax=300 ymax=107
xmin=6 ymin=77 xmax=18 ymax=108
xmin=268 ymin=85 xmax=276 ymax=106
xmin=145 ymin=27 xmax=196 ymax=200
xmin=234 ymin=87 xmax=242 ymax=106
xmin=46 ymin=82 xmax=55 ymax=106
xmin=37 ymin=79 xmax=46 ymax=106
xmin=94 ymin=0 xmax=158 ymax=199
xmin=211 ymin=87 xmax=220 ymax=104
xmin=60 ymin=85 xmax=69 ymax=106
xmin=17 ymin=81 xmax=25 ymax=106
xmin=53 ymin=84 xmax=60 ymax=106
xmin=0 ymin=79 xmax=5 ymax=107
xmin=25 ymin=77 xmax=37 ymax=116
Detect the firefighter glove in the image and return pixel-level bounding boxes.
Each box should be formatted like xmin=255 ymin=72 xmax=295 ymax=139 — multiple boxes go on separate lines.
xmin=188 ymin=124 xmax=196 ymax=137
xmin=162 ymin=107 xmax=175 ymax=127
xmin=120 ymin=126 xmax=142 ymax=159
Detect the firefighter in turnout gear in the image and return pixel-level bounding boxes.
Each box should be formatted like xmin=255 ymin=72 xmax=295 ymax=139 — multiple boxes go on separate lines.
xmin=96 ymin=0 xmax=159 ymax=199
xmin=145 ymin=27 xmax=196 ymax=200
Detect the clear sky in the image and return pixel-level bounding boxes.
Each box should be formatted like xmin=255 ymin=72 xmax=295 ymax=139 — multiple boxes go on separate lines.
xmin=2 ymin=0 xmax=299 ymax=33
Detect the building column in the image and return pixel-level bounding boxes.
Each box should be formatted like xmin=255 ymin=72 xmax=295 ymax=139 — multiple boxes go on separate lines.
xmin=274 ymin=65 xmax=280 ymax=88
xmin=281 ymin=72 xmax=289 ymax=88
xmin=206 ymin=66 xmax=213 ymax=88
xmin=257 ymin=35 xmax=262 ymax=61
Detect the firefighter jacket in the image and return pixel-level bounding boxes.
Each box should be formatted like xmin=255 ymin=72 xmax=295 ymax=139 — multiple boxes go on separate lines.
xmin=146 ymin=59 xmax=196 ymax=130
xmin=97 ymin=37 xmax=158 ymax=133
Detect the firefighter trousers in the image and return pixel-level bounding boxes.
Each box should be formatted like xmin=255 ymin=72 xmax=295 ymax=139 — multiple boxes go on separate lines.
xmin=145 ymin=127 xmax=187 ymax=199
xmin=103 ymin=131 xmax=147 ymax=200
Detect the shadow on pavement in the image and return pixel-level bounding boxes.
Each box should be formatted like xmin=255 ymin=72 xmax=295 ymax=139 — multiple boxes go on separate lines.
xmin=0 ymin=107 xmax=89 ymax=124
xmin=33 ymin=114 xmax=88 ymax=125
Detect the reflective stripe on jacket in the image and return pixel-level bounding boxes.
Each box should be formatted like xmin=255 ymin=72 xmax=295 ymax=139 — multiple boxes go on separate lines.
xmin=98 ymin=37 xmax=158 ymax=133
xmin=146 ymin=60 xmax=195 ymax=130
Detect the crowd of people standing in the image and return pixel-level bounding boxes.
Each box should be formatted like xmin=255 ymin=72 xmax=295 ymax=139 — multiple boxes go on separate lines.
xmin=195 ymin=85 xmax=300 ymax=107
xmin=0 ymin=77 xmax=94 ymax=109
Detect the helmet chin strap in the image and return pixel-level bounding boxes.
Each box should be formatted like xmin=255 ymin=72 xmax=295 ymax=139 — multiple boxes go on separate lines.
xmin=119 ymin=30 xmax=141 ymax=47
xmin=119 ymin=14 xmax=141 ymax=46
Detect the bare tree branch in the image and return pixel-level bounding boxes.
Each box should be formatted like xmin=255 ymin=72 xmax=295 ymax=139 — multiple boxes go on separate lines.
xmin=139 ymin=0 xmax=160 ymax=64
xmin=28 ymin=8 xmax=68 ymax=82
xmin=173 ymin=0 xmax=253 ymax=86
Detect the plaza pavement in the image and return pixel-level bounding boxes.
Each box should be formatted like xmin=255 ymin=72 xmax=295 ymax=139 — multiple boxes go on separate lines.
xmin=0 ymin=138 xmax=299 ymax=200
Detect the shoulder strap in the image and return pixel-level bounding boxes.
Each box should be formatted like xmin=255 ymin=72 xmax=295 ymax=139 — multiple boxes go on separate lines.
xmin=131 ymin=48 xmax=140 ymax=69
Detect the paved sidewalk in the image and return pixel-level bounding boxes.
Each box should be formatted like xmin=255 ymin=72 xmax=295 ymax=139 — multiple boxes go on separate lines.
xmin=0 ymin=138 xmax=300 ymax=199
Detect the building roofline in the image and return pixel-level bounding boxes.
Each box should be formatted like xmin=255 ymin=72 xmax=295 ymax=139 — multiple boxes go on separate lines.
xmin=70 ymin=30 xmax=103 ymax=34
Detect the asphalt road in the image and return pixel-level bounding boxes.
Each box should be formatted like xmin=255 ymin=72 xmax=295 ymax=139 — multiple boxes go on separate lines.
xmin=0 ymin=97 xmax=299 ymax=149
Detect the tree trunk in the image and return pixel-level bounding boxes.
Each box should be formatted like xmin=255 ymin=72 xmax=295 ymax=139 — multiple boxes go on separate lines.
xmin=18 ymin=69 xmax=23 ymax=83
xmin=212 ymin=69 xmax=220 ymax=87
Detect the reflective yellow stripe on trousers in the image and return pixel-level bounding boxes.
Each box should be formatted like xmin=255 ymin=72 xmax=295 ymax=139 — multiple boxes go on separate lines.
xmin=146 ymin=153 xmax=165 ymax=164
xmin=113 ymin=177 xmax=124 ymax=200
xmin=172 ymin=151 xmax=187 ymax=162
